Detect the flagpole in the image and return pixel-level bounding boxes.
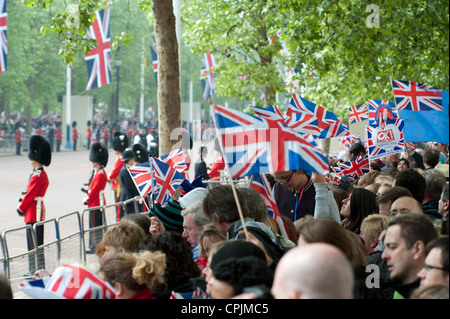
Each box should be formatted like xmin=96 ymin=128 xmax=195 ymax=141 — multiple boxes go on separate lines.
xmin=210 ymin=105 xmax=249 ymax=238
xmin=126 ymin=165 xmax=151 ymax=212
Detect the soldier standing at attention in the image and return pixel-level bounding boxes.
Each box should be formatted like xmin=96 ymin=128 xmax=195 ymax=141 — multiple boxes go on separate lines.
xmin=17 ymin=135 xmax=52 ymax=276
xmin=83 ymin=142 xmax=109 ymax=254
xmin=109 ymin=132 xmax=128 ymax=221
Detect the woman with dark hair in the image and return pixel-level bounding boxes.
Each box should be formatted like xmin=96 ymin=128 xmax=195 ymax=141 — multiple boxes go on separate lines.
xmin=143 ymin=231 xmax=204 ymax=299
xmin=396 ymin=158 xmax=410 ymax=171
xmin=340 ymin=188 xmax=379 ymax=234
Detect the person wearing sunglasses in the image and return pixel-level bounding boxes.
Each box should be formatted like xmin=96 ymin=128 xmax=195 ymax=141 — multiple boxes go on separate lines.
xmin=272 ymin=170 xmax=316 ymax=222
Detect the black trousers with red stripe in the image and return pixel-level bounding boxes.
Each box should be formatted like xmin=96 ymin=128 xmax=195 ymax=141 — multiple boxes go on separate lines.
xmin=26 ymin=223 xmax=45 ymax=274
xmin=88 ymin=209 xmax=103 ymax=251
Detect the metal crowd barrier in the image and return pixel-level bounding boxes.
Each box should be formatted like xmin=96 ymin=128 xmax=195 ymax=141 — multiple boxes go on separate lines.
xmin=0 ymin=195 xmax=147 ymax=297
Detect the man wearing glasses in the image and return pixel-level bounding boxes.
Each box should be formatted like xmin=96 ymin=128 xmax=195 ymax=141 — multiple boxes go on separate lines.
xmin=417 ymin=236 xmax=449 ymax=288
xmin=272 ymin=170 xmax=316 ymax=222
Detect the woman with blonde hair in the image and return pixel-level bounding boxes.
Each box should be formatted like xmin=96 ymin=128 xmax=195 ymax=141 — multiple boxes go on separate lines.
xmin=100 ymin=250 xmax=166 ymax=299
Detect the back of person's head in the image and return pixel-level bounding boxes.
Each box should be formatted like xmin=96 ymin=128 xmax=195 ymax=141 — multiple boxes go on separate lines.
xmin=357 ymin=170 xmax=382 ymax=188
xmin=271 ymin=243 xmax=354 ymax=299
xmin=387 ymin=214 xmax=438 ymax=249
xmin=210 ymin=255 xmax=273 ymax=298
xmin=374 ymin=174 xmax=394 ymax=186
xmin=121 ymin=214 xmax=151 ymax=237
xmin=349 ymin=142 xmax=366 ymax=158
xmin=361 ymin=214 xmax=390 ymax=242
xmin=422 ymin=169 xmax=447 ymax=201
xmin=410 ymin=284 xmax=449 ymax=299
xmin=144 ymin=231 xmax=201 ymax=290
xmin=102 ymin=220 xmax=146 ymax=252
xmin=238 ymin=187 xmax=268 ymax=222
xmin=0 ymin=275 xmax=13 ymax=299
xmin=443 ymin=183 xmax=450 ymax=202
xmin=423 ymin=148 xmax=440 ymax=167
xmin=377 ymin=186 xmax=413 ymax=205
xmin=100 ymin=250 xmax=166 ymax=294
xmin=210 ymin=240 xmax=267 ymax=269
xmin=394 ymin=169 xmax=427 ymax=203
xmin=298 ymin=217 xmax=355 ymax=263
xmin=351 ymin=263 xmax=387 ymax=299
xmin=203 ymin=184 xmax=248 ymax=224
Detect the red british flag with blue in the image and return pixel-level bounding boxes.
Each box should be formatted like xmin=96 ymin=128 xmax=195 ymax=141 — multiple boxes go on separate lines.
xmin=286 ymin=93 xmax=350 ymax=139
xmin=250 ymin=173 xmax=287 ymax=237
xmin=348 ymin=104 xmax=368 ymax=124
xmin=391 ymin=78 xmax=443 ymax=111
xmin=0 ymin=0 xmax=6 ymax=73
xmin=337 ymin=155 xmax=370 ymax=182
xmin=365 ymin=118 xmax=405 ymax=160
xmin=151 ymin=157 xmax=186 ymax=206
xmin=211 ymin=104 xmax=329 ymax=178
xmin=158 ymin=149 xmax=187 ymax=173
xmin=128 ymin=162 xmax=153 ymax=196
xmin=85 ymin=6 xmax=111 ymax=90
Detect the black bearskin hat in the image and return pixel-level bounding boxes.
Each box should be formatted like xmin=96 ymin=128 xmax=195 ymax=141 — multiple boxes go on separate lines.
xmin=72 ymin=121 xmax=77 ymax=128
xmin=112 ymin=132 xmax=128 ymax=152
xmin=28 ymin=135 xmax=52 ymax=166
xmin=132 ymin=143 xmax=148 ymax=164
xmin=89 ymin=142 xmax=108 ymax=167
xmin=87 ymin=120 xmax=92 ymax=126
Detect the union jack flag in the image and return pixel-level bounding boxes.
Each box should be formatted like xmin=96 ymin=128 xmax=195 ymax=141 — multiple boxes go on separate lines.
xmin=368 ymin=100 xmax=397 ymax=128
xmin=337 ymin=155 xmax=370 ymax=182
xmin=348 ymin=104 xmax=368 ymax=124
xmin=325 ymin=173 xmax=341 ymax=188
xmin=85 ymin=7 xmax=111 ymax=90
xmin=286 ymin=93 xmax=350 ymax=139
xmin=250 ymin=174 xmax=287 ymax=238
xmin=0 ymin=0 xmax=6 ymax=73
xmin=211 ymin=104 xmax=329 ymax=178
xmin=158 ymin=148 xmax=187 ymax=173
xmin=151 ymin=46 xmax=158 ymax=86
xmin=391 ymin=79 xmax=444 ymax=111
xmin=128 ymin=162 xmax=153 ymax=196
xmin=200 ymin=51 xmax=216 ymax=100
xmin=338 ymin=135 xmax=363 ymax=151
xmin=170 ymin=288 xmax=207 ymax=299
xmin=151 ymin=157 xmax=186 ymax=206
xmin=365 ymin=118 xmax=405 ymax=159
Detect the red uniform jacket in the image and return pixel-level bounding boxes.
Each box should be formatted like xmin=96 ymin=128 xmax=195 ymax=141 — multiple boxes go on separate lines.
xmin=56 ymin=128 xmax=62 ymax=141
xmin=86 ymin=127 xmax=92 ymax=139
xmin=209 ymin=155 xmax=225 ymax=180
xmin=72 ymin=128 xmax=78 ymax=140
xmin=18 ymin=168 xmax=49 ymax=223
xmin=15 ymin=129 xmax=22 ymax=143
xmin=108 ymin=156 xmax=124 ymax=191
xmin=86 ymin=167 xmax=107 ymax=208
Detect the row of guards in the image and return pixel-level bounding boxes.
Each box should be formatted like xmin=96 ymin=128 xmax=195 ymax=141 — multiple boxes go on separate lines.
xmin=0 ymin=173 xmax=242 ymax=298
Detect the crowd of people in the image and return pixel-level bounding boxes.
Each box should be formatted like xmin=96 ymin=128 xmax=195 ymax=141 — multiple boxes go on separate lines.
xmin=1 ymin=121 xmax=448 ymax=301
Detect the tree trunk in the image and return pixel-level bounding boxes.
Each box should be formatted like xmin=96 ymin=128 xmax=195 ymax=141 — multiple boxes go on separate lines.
xmin=152 ymin=0 xmax=180 ymax=155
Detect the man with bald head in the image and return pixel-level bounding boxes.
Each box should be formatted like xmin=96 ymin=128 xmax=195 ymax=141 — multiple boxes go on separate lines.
xmin=389 ymin=196 xmax=423 ymax=217
xmin=271 ymin=243 xmax=354 ymax=299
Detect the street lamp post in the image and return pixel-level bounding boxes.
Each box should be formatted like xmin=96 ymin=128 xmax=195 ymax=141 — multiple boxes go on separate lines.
xmin=115 ymin=59 xmax=121 ymax=123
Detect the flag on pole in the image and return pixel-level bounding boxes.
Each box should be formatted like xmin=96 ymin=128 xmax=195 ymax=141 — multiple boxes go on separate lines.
xmin=348 ymin=104 xmax=368 ymax=124
xmin=211 ymin=104 xmax=329 ymax=178
xmin=391 ymin=78 xmax=444 ymax=111
xmin=0 ymin=0 xmax=7 ymax=73
xmin=286 ymin=93 xmax=350 ymax=139
xmin=367 ymin=100 xmax=398 ymax=129
xmin=85 ymin=7 xmax=111 ymax=90
xmin=151 ymin=46 xmax=158 ymax=86
xmin=250 ymin=173 xmax=287 ymax=238
xmin=158 ymin=149 xmax=187 ymax=173
xmin=336 ymin=155 xmax=370 ymax=182
xmin=151 ymin=157 xmax=186 ymax=206
xmin=200 ymin=51 xmax=216 ymax=100
xmin=128 ymin=162 xmax=153 ymax=196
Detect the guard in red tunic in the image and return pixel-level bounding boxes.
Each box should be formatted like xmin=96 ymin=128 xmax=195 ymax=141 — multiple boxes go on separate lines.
xmin=86 ymin=120 xmax=92 ymax=150
xmin=17 ymin=135 xmax=51 ymax=275
xmin=72 ymin=121 xmax=78 ymax=151
xmin=109 ymin=132 xmax=128 ymax=221
xmin=55 ymin=122 xmax=62 ymax=152
xmin=83 ymin=142 xmax=109 ymax=254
